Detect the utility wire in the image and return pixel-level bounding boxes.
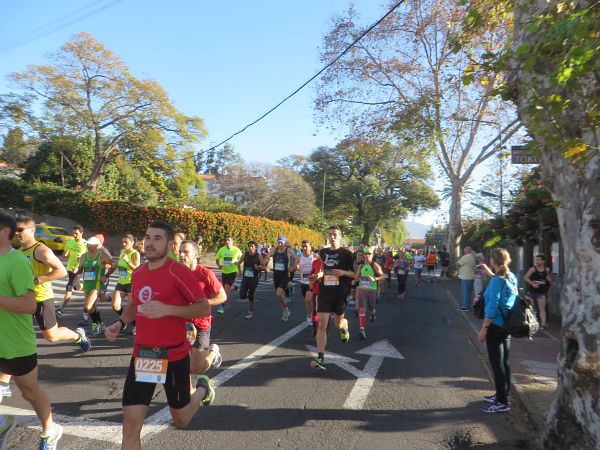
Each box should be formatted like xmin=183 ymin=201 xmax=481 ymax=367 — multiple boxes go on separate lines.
xmin=178 ymin=0 xmax=407 ymax=164
xmin=0 ymin=0 xmax=123 ymax=51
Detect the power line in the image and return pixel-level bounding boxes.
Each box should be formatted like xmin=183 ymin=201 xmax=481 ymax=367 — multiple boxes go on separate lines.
xmin=0 ymin=0 xmax=124 ymax=52
xmin=175 ymin=0 xmax=407 ymax=164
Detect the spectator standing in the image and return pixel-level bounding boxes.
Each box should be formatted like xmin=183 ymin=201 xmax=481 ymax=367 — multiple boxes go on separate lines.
xmin=457 ymin=246 xmax=476 ymax=311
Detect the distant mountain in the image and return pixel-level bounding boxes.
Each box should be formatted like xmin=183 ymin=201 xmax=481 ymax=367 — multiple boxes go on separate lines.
xmin=404 ymin=221 xmax=430 ymax=239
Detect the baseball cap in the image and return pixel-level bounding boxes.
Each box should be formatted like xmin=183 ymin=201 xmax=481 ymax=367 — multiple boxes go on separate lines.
xmin=87 ymin=236 xmax=101 ymax=246
xmin=363 ymin=247 xmax=373 ymax=254
xmin=277 ymin=236 xmax=286 ymax=242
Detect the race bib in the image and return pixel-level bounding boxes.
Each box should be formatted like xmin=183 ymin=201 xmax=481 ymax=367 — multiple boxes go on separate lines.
xmin=397 ymin=269 xmax=406 ymax=275
xmin=118 ymin=268 xmax=128 ymax=278
xmin=223 ymin=257 xmax=232 ymax=267
xmin=300 ymin=273 xmax=309 ymax=284
xmin=135 ymin=347 xmax=168 ymax=384
xmin=274 ymin=262 xmax=286 ymax=271
xmin=244 ymin=268 xmax=255 ymax=278
xmin=360 ymin=279 xmax=372 ymax=288
xmin=323 ymin=274 xmax=339 ymax=286
xmin=83 ymin=271 xmax=96 ymax=281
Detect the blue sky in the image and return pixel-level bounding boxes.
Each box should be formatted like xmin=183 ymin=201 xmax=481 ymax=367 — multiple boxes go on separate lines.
xmin=1 ymin=0 xmax=385 ymax=163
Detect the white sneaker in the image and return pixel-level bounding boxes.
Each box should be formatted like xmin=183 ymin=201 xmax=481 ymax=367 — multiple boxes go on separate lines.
xmin=282 ymin=308 xmax=290 ymax=321
xmin=209 ymin=343 xmax=222 ymax=368
xmin=38 ymin=423 xmax=63 ymax=450
xmin=306 ymin=314 xmax=312 ymax=325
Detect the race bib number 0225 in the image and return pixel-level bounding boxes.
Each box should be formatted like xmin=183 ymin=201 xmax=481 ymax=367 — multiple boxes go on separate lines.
xmin=135 ymin=347 xmax=168 ymax=384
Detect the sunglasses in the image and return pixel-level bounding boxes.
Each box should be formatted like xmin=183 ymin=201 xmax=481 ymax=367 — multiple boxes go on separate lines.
xmin=16 ymin=227 xmax=33 ymax=232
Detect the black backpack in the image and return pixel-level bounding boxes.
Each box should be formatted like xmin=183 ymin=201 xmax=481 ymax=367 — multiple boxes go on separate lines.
xmin=500 ymin=290 xmax=539 ymax=338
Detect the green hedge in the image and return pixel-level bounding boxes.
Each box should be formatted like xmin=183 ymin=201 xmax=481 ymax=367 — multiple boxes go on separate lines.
xmin=0 ymin=178 xmax=322 ymax=250
xmin=0 ymin=178 xmax=96 ymax=226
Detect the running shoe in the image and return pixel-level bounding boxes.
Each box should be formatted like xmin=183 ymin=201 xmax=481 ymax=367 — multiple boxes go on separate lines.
xmin=400 ymin=293 xmax=405 ymax=300
xmin=90 ymin=323 xmax=103 ymax=336
xmin=196 ymin=375 xmax=215 ymax=406
xmin=216 ymin=305 xmax=225 ymax=315
xmin=457 ymin=307 xmax=470 ymax=312
xmin=77 ymin=317 xmax=90 ymax=326
xmin=481 ymin=401 xmax=510 ymax=413
xmin=289 ymin=285 xmax=295 ymax=296
xmin=483 ymin=394 xmax=497 ymax=403
xmin=38 ymin=423 xmax=63 ymax=450
xmin=55 ymin=307 xmax=63 ymax=319
xmin=359 ymin=329 xmax=366 ymax=340
xmin=209 ymin=343 xmax=222 ymax=368
xmin=306 ymin=314 xmax=312 ymax=325
xmin=340 ymin=328 xmax=350 ymax=343
xmin=0 ymin=415 xmax=16 ymax=450
xmin=244 ymin=311 xmax=253 ymax=320
xmin=310 ymin=357 xmax=326 ymax=371
xmin=282 ymin=308 xmax=290 ymax=321
xmin=370 ymin=312 xmax=376 ymax=323
xmin=0 ymin=384 xmax=12 ymax=403
xmin=75 ymin=327 xmax=91 ymax=352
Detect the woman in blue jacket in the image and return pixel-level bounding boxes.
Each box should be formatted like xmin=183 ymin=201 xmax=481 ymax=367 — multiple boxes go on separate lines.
xmin=478 ymin=248 xmax=518 ymax=413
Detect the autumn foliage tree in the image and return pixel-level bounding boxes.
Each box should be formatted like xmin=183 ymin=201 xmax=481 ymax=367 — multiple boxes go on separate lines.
xmin=315 ymin=0 xmax=521 ymax=263
xmin=0 ymin=32 xmax=206 ymax=192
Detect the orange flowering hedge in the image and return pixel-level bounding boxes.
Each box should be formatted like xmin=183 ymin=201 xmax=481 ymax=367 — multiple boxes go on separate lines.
xmin=90 ymin=201 xmax=322 ymax=250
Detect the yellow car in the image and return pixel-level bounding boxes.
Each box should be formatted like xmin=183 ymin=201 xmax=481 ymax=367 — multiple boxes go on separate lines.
xmin=12 ymin=223 xmax=72 ymax=252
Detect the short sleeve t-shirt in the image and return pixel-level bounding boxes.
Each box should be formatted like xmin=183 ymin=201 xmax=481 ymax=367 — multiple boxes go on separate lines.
xmin=132 ymin=258 xmax=206 ymax=362
xmin=0 ymin=250 xmax=36 ymax=359
xmin=413 ymin=255 xmax=426 ymax=269
xmin=318 ymin=247 xmax=354 ymax=300
xmin=215 ymin=246 xmax=243 ymax=274
xmin=190 ymin=265 xmax=223 ymax=330
xmin=65 ymin=238 xmax=87 ymax=272
xmin=311 ymin=257 xmax=323 ymax=295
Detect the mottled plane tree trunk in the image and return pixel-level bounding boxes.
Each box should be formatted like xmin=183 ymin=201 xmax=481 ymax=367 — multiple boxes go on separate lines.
xmin=510 ymin=1 xmax=600 ymax=448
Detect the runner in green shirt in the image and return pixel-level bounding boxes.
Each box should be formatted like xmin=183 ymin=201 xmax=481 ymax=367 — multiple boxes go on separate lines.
xmin=0 ymin=212 xmax=63 ymax=449
xmin=214 ymin=236 xmax=243 ymax=315
xmin=57 ymin=224 xmax=87 ymax=317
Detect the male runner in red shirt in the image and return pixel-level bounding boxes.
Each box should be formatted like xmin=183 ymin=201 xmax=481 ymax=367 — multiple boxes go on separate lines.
xmin=105 ymin=220 xmax=213 ymax=450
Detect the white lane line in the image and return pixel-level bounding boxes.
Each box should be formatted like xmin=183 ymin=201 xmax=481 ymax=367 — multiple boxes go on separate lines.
xmin=140 ymin=321 xmax=308 ymax=437
xmin=3 ymin=321 xmax=309 ymax=445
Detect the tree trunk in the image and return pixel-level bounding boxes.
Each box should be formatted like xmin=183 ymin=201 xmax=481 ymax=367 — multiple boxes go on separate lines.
xmin=510 ymin=1 xmax=600 ymax=447
xmin=446 ymin=180 xmax=464 ymax=276
xmin=362 ymin=223 xmax=374 ymax=246
xmin=539 ymin=153 xmax=600 ymax=449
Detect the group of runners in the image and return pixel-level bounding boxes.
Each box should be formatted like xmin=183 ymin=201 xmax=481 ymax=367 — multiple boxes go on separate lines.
xmin=0 ymin=212 xmax=449 ymax=449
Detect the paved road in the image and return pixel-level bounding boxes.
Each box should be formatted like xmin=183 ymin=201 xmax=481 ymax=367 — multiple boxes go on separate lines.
xmin=1 ymin=273 xmax=533 ymax=449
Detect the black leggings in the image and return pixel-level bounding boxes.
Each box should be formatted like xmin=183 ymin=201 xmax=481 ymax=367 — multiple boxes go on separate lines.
xmin=239 ymin=276 xmax=260 ymax=302
xmin=397 ymin=274 xmax=408 ymax=294
xmin=486 ymin=324 xmax=511 ymax=404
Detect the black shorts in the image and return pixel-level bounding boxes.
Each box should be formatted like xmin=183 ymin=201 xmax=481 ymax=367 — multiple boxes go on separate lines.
xmin=65 ymin=270 xmax=79 ymax=292
xmin=116 ymin=283 xmax=132 ymax=294
xmin=427 ymin=265 xmax=435 ymax=271
xmin=0 ymin=353 xmax=37 ymax=376
xmin=273 ymin=272 xmax=289 ymax=290
xmin=122 ymin=355 xmax=191 ymax=409
xmin=34 ymin=300 xmax=57 ymax=331
xmin=289 ymin=271 xmax=296 ymax=281
xmin=301 ymin=283 xmax=311 ymax=298
xmin=317 ymin=294 xmax=346 ymax=316
xmin=221 ymin=272 xmax=237 ymax=286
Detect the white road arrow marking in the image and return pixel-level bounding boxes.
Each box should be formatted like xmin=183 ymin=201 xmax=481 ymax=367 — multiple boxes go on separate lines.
xmin=345 ymin=340 xmax=404 ymax=410
xmin=307 ymin=339 xmax=404 ymax=410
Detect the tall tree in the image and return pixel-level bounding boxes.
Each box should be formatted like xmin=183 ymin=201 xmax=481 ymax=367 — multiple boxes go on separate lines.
xmin=0 ymin=128 xmax=35 ymax=166
xmin=199 ymin=143 xmax=242 ymax=175
xmin=0 ymin=32 xmax=206 ymax=192
xmin=216 ymin=161 xmax=317 ymax=224
xmin=299 ymin=138 xmax=439 ymax=244
xmin=510 ymin=2 xmax=600 ymax=448
xmin=460 ymin=0 xmax=600 ymax=447
xmin=315 ymin=0 xmax=521 ymax=264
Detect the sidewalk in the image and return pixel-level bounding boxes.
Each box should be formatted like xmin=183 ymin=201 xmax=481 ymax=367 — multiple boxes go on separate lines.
xmin=442 ymin=279 xmax=559 ymax=431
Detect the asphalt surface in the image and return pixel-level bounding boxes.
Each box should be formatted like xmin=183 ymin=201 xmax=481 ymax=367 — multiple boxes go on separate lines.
xmin=1 ymin=273 xmax=534 ymax=449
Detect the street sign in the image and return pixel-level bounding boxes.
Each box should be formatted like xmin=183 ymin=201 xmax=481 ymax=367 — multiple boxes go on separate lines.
xmin=511 ymin=145 xmax=540 ymax=164
xmin=433 ymin=234 xmax=444 ymax=241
